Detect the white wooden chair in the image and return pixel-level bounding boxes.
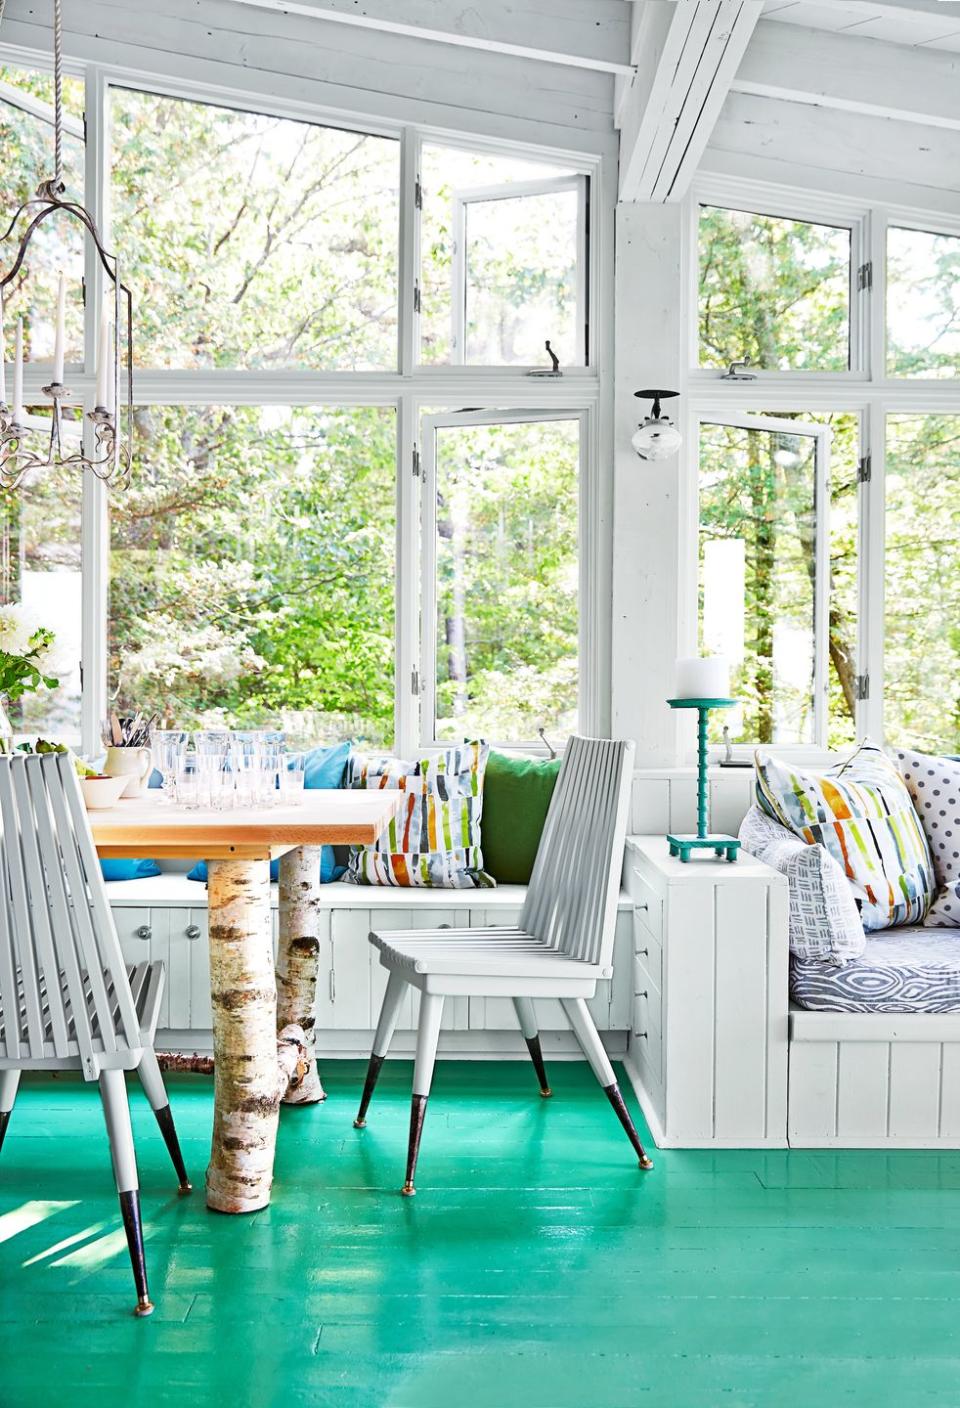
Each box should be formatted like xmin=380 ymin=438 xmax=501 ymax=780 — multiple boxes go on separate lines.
xmin=0 ymin=753 xmax=190 ymax=1317
xmin=353 ymin=735 xmax=652 ymax=1194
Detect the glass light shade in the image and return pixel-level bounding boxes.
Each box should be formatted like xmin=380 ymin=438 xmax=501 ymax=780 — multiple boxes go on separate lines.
xmin=632 ymin=417 xmax=682 ymax=462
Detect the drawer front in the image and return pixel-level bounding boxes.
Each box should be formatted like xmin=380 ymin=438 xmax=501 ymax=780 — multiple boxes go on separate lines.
xmin=633 ymin=985 xmax=663 ymax=1084
xmin=634 ymin=942 xmax=662 ymax=999
xmin=628 ymin=866 xmax=664 ymax=945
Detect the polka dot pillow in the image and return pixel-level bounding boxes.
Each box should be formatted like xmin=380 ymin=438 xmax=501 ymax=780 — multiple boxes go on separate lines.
xmin=897 ymin=749 xmax=960 ymax=927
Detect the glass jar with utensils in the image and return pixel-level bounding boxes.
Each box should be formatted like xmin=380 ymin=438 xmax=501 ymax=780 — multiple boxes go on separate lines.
xmin=150 ymin=729 xmax=189 ymax=801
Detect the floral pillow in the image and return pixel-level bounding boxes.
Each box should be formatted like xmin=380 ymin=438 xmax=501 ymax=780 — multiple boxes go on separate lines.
xmin=755 ymin=740 xmax=934 ymax=932
xmin=346 ymin=741 xmax=494 ymax=889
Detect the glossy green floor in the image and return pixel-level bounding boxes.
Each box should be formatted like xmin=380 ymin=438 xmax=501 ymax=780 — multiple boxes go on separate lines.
xmin=2 ymin=1062 xmax=959 ymax=1408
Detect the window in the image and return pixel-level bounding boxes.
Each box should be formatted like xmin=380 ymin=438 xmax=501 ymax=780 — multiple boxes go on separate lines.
xmin=698 ymin=412 xmax=858 ymax=750
xmin=110 ymin=88 xmax=400 ymax=370
xmin=885 ymin=414 xmax=960 ymax=752
xmin=421 ymin=411 xmax=581 ymax=744
xmin=110 ymin=406 xmax=396 ymax=747
xmin=0 ymin=424 xmax=82 ymax=744
xmin=0 ymin=65 xmax=85 ymax=365
xmin=698 ymin=205 xmax=852 ymax=373
xmin=887 ymin=226 xmax=960 ymax=379
xmin=420 ymin=144 xmax=588 ymax=368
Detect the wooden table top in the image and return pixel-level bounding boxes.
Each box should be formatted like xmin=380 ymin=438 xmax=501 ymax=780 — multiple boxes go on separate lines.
xmin=90 ymin=790 xmax=402 ymax=860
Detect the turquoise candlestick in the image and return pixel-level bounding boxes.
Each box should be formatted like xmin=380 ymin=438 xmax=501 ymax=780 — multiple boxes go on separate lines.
xmin=666 ymin=697 xmax=741 ymax=863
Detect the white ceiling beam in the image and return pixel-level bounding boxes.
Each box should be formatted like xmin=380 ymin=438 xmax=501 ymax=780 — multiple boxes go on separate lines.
xmin=732 ymin=19 xmax=960 ymax=131
xmin=223 ymin=0 xmax=636 ymax=75
xmin=617 ymin=0 xmax=764 ymax=203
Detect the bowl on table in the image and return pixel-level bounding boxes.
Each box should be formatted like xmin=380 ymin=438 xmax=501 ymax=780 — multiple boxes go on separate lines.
xmin=79 ymin=774 xmax=129 ymax=809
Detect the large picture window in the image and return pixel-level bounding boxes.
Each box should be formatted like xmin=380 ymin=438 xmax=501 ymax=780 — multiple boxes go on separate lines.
xmin=698 ymin=205 xmax=852 ymax=373
xmin=110 ymin=88 xmax=401 ymax=371
xmin=110 ymin=406 xmax=397 ymax=746
xmin=887 ymin=226 xmax=960 ymax=379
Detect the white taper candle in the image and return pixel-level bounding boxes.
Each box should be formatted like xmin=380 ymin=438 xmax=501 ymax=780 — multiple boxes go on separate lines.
xmin=52 ymin=269 xmax=66 ymax=384
xmin=0 ymin=293 xmax=6 ymax=407
xmin=12 ymin=318 xmax=23 ymax=424
xmin=96 ymin=298 xmax=111 ymax=409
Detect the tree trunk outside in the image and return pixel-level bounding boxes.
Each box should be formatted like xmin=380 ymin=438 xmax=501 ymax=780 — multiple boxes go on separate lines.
xmin=206 ymin=858 xmax=283 ymax=1213
xmin=277 ymin=845 xmax=326 ymax=1105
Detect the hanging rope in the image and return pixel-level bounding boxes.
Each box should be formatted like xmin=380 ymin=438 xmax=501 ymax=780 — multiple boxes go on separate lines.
xmin=53 ymin=0 xmax=63 ymax=191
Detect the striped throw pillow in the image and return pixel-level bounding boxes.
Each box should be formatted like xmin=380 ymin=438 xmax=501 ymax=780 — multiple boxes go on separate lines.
xmin=755 ymin=740 xmax=934 ymax=932
xmin=346 ymin=742 xmax=494 ymax=888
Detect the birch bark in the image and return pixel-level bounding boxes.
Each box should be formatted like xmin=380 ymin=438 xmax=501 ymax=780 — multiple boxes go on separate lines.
xmin=277 ymin=845 xmax=326 ymax=1104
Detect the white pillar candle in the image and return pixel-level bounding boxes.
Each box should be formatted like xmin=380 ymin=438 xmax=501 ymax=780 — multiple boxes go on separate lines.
xmin=12 ymin=317 xmax=23 ymax=424
xmin=674 ymin=656 xmax=730 ymax=700
xmin=52 ymin=269 xmax=66 ymax=384
xmin=95 ymin=298 xmax=112 ymax=410
xmin=0 ymin=293 xmax=6 ymax=407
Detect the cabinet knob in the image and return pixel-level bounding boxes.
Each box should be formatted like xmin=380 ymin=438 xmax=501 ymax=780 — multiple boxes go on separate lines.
xmin=135 ymin=925 xmax=152 ymax=941
xmin=639 ymin=990 xmax=648 ymax=999
xmin=185 ymin=924 xmax=202 ymax=941
xmin=635 ymin=902 xmax=649 ymax=913
xmin=637 ymin=947 xmax=648 ymax=957
xmin=635 ymin=1031 xmax=648 ymax=1040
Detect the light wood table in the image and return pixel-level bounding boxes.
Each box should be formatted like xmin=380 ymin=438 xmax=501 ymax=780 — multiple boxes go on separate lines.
xmin=91 ymin=791 xmax=401 ymax=1213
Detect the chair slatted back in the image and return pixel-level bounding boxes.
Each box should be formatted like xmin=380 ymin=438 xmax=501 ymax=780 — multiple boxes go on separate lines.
xmin=0 ymin=753 xmax=142 ymax=1077
xmin=520 ymin=736 xmax=634 ymax=969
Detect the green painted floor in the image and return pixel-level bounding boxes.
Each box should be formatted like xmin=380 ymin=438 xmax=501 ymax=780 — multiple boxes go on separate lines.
xmin=2 ymin=1062 xmax=959 ymax=1408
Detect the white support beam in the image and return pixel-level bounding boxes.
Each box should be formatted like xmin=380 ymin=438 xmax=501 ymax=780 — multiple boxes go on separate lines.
xmin=0 ymin=77 xmax=84 ymax=138
xmin=224 ymin=0 xmax=636 ymax=75
xmin=618 ymin=0 xmax=763 ymax=203
xmin=731 ymin=20 xmax=960 ymax=132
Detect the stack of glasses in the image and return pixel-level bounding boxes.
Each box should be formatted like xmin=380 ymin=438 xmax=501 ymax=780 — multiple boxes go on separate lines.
xmin=150 ymin=730 xmax=307 ymax=810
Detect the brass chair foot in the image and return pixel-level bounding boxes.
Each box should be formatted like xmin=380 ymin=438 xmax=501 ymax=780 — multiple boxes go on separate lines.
xmin=639 ymin=1156 xmax=654 ymax=1171
xmin=539 ymin=1087 xmax=552 ymax=1099
xmin=401 ymin=1181 xmax=416 ymax=1197
xmin=353 ymin=1118 xmax=366 ymax=1129
xmin=134 ymin=1297 xmax=155 ymax=1318
xmin=178 ymin=1180 xmax=193 ymax=1195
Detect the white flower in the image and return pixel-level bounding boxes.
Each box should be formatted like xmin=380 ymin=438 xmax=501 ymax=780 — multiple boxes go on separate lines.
xmin=0 ymin=603 xmax=38 ymax=658
xmin=33 ymin=637 xmax=75 ymax=679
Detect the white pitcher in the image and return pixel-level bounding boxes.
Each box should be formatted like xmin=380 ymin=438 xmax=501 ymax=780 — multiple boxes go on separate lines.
xmin=103 ymin=745 xmax=153 ymax=799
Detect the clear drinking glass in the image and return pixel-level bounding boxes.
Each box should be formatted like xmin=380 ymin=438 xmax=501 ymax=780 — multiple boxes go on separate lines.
xmin=174 ymin=752 xmax=202 ymax=809
xmin=281 ymin=752 xmax=306 ymax=804
xmin=151 ymin=729 xmax=189 ymax=801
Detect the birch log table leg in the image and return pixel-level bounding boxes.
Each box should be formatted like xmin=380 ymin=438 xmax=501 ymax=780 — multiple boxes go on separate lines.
xmin=206 ymin=857 xmax=309 ymax=1213
xmin=277 ymin=845 xmax=325 ymax=1105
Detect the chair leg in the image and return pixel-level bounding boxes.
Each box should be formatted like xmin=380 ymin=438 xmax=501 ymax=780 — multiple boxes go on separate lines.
xmin=354 ymin=970 xmax=407 ymax=1129
xmin=0 ymin=1070 xmax=20 ymax=1155
xmin=560 ymin=997 xmax=653 ymax=1171
xmin=136 ymin=1049 xmax=192 ymax=1194
xmin=403 ymin=992 xmax=444 ymax=1197
xmin=513 ymin=997 xmax=551 ymax=1097
xmin=98 ymin=1068 xmax=154 ymax=1317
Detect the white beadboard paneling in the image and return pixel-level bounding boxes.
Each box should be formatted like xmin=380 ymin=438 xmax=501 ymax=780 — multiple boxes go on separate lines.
xmin=713 ymin=882 xmax=768 ymax=1141
xmin=940 ymin=1044 xmax=960 ymax=1140
xmin=631 ymin=777 xmax=670 ymax=834
xmin=668 ymin=778 xmax=699 ymax=835
xmin=888 ymin=1042 xmax=942 ymax=1141
xmin=710 ymin=771 xmax=755 ymax=837
xmin=664 ymin=881 xmax=717 ymax=1141
xmin=788 ymin=1041 xmax=839 ymax=1144
xmin=836 ymin=1041 xmax=890 ymax=1139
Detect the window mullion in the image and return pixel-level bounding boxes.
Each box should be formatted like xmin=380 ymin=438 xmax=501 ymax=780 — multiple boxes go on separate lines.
xmin=860 ymin=400 xmax=886 ymax=743
xmin=398 ymin=127 xmax=419 ymax=377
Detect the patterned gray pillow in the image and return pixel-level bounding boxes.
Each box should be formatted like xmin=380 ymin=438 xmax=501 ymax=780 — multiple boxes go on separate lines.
xmin=738 ymin=805 xmax=866 ymax=964
xmin=896 ymin=749 xmax=960 ymax=928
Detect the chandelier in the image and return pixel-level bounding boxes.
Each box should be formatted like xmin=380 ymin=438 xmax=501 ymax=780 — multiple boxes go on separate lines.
xmin=0 ymin=0 xmax=131 ymax=490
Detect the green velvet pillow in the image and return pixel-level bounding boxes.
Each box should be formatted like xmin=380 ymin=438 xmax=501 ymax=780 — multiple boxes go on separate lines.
xmin=481 ymin=750 xmax=561 ymax=884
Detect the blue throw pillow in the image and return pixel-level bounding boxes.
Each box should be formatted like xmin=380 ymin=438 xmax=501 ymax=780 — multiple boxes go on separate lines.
xmin=100 ymin=858 xmax=162 ymax=882
xmin=187 ymin=741 xmax=352 ymax=886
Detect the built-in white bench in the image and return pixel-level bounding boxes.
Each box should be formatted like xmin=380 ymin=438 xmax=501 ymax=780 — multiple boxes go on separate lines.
xmin=106 ymin=875 xmax=634 ymax=1059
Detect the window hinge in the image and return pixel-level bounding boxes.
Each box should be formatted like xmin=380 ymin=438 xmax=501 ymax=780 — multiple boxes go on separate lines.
xmin=415 ymin=176 xmax=423 ymax=210
xmin=856 ymin=673 xmax=870 ymax=702
xmin=412 ymin=444 xmax=421 ymax=478
xmin=413 ymin=281 xmax=421 ymax=314
xmin=858 ymin=453 xmax=872 ymax=484
xmin=411 ymin=666 xmax=420 ymax=696
xmin=858 ymin=261 xmax=873 ymax=292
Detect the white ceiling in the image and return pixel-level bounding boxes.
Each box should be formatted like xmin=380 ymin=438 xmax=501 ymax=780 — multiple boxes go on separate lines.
xmin=763 ymin=0 xmax=960 ymax=51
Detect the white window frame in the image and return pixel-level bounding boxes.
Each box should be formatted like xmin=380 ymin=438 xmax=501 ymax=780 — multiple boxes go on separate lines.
xmin=446 ymin=173 xmax=589 ymax=368
xmin=419 ymin=406 xmax=592 ymax=751
xmin=685 ymin=172 xmax=960 ymax=761
xmin=0 ymin=43 xmax=609 ymax=761
xmin=696 ymin=411 xmax=833 ymax=751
